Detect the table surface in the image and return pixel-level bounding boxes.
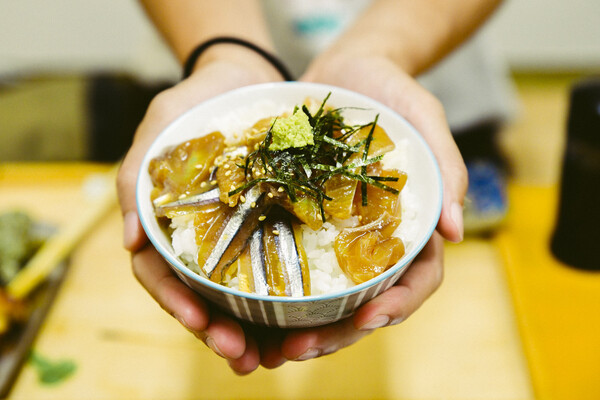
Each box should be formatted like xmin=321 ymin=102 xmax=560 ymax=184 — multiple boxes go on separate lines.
xmin=0 ymin=162 xmax=594 ymax=400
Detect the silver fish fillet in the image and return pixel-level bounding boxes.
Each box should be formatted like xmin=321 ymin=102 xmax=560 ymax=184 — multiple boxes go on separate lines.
xmin=272 ymin=217 xmax=305 ymax=297
xmin=247 ymin=227 xmax=269 ymax=296
xmin=202 ymin=185 xmax=265 ymax=281
xmin=156 ymin=188 xmax=221 ymax=217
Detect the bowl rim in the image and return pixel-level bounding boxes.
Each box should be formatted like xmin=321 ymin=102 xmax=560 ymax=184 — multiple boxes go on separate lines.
xmin=136 ymin=81 xmax=443 ymax=303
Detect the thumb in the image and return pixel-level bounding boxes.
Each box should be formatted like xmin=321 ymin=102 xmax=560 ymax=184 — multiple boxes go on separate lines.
xmin=117 ymin=121 xmax=163 ymax=253
xmin=117 ymin=150 xmax=148 ymax=253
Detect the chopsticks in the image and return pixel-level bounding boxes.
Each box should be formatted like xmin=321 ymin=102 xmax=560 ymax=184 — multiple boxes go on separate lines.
xmin=5 ymin=164 xmax=120 ymax=300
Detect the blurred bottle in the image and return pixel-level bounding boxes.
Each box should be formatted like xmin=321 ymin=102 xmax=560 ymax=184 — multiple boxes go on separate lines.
xmin=550 ymin=78 xmax=600 ymax=271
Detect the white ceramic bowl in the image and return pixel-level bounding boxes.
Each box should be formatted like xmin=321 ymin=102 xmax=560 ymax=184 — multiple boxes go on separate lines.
xmin=137 ymin=82 xmax=442 ymax=328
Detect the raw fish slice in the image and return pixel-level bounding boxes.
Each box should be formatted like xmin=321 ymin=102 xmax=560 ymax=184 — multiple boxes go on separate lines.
xmin=216 ymin=146 xmax=249 ymax=206
xmin=334 ymin=213 xmax=404 ymax=284
xmin=279 ymin=193 xmax=323 ymax=230
xmin=202 ymin=185 xmax=267 ymax=282
xmin=194 ymin=202 xmax=234 ymax=273
xmin=347 ymin=124 xmax=395 ymax=159
xmin=149 ymin=131 xmax=226 ymax=202
xmin=322 ymin=175 xmax=358 ymax=219
xmin=263 ymin=209 xmax=310 ymax=297
xmin=354 ymin=167 xmax=407 ymax=223
xmin=322 ymin=126 xmax=395 ymax=220
xmin=156 ymin=188 xmax=220 ymax=218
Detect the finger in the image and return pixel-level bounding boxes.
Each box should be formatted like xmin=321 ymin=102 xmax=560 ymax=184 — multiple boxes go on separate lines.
xmin=254 ymin=327 xmax=287 ymax=369
xmin=132 ymin=246 xmax=210 ymax=333
xmin=353 ymin=232 xmax=444 ymax=329
xmin=202 ymin=312 xmax=247 ymax=360
xmin=132 ymin=247 xmax=250 ymax=361
xmin=226 ymin=330 xmax=261 ymax=375
xmin=280 ymin=318 xmax=371 ymax=362
xmin=386 ymin=76 xmax=467 ymax=243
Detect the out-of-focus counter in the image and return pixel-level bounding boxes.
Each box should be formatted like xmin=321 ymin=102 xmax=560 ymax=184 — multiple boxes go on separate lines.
xmin=1 ymin=163 xmax=536 ymax=399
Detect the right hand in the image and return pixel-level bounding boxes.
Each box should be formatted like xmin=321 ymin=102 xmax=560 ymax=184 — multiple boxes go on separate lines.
xmin=117 ymin=60 xmax=283 ymax=374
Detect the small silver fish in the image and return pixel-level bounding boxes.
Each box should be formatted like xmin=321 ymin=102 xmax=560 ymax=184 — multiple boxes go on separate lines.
xmin=156 ymin=188 xmax=221 ymax=217
xmin=248 ymin=227 xmax=269 ymax=296
xmin=203 ymin=185 xmax=265 ymax=280
xmin=272 ymin=217 xmax=305 ymax=297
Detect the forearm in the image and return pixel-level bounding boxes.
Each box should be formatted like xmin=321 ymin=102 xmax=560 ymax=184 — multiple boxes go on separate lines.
xmin=140 ymin=0 xmax=279 ymax=77
xmin=315 ymin=0 xmax=503 ymax=76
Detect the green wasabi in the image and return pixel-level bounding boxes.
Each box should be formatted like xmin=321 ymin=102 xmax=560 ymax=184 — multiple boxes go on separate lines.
xmin=269 ymin=111 xmax=314 ymax=151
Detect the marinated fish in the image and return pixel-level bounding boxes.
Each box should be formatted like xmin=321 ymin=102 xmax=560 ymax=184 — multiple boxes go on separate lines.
xmin=201 ymin=185 xmax=267 ymax=282
xmin=262 ymin=209 xmax=310 ymax=297
xmin=148 ymin=95 xmax=410 ymax=296
xmin=236 ymin=209 xmax=310 ymax=297
xmin=334 ymin=213 xmax=404 ymax=284
xmin=149 ymin=131 xmax=226 ymax=204
xmin=236 ymin=227 xmax=269 ymax=295
xmin=156 ymin=187 xmax=220 ymax=218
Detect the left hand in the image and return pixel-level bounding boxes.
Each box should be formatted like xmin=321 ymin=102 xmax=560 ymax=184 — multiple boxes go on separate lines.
xmin=256 ymin=55 xmax=466 ymax=368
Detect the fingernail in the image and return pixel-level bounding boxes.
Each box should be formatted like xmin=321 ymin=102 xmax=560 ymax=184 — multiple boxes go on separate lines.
xmin=389 ymin=316 xmax=405 ymax=326
xmin=294 ymin=348 xmax=321 ymax=361
xmin=175 ymin=314 xmax=205 ymax=341
xmin=175 ymin=314 xmax=195 ymax=333
xmin=205 ymin=336 xmax=225 ymax=358
xmin=123 ymin=211 xmax=138 ymax=250
xmin=360 ymin=315 xmax=390 ymax=330
xmin=451 ymin=202 xmax=464 ymax=242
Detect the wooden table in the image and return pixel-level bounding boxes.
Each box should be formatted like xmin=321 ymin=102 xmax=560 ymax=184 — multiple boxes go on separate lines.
xmin=0 ymin=163 xmax=538 ymax=399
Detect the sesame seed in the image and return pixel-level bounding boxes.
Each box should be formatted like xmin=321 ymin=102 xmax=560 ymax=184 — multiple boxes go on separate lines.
xmin=210 ymin=180 xmax=217 ymax=185
xmin=224 ymin=170 xmax=232 ymax=177
xmin=194 ymin=164 xmax=203 ymax=169
xmin=267 ymin=193 xmax=274 ymax=198
xmin=258 ymin=215 xmax=266 ymax=221
xmin=200 ymin=182 xmax=207 ymax=188
xmin=278 ymin=187 xmax=285 ymax=192
xmin=272 ymin=230 xmax=279 ymax=236
xmin=178 ymin=194 xmax=186 ymax=199
xmin=250 ymin=202 xmax=256 ymax=208
xmin=240 ymin=195 xmax=246 ymax=203
xmin=223 ymin=163 xmax=230 ymax=169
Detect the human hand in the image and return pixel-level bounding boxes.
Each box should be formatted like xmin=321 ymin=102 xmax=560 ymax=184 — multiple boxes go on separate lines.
xmin=302 ymin=55 xmax=468 ymax=242
xmin=254 ymin=55 xmax=466 ymax=366
xmin=117 ymin=60 xmax=283 ymax=375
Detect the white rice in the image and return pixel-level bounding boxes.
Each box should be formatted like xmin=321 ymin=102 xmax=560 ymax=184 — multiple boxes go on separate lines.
xmin=168 ymin=108 xmax=420 ymax=296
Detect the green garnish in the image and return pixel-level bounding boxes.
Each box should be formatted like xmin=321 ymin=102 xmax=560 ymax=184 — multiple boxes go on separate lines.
xmin=230 ymin=94 xmax=399 ymax=221
xmin=269 ymin=111 xmax=314 ymax=151
xmin=29 ymin=350 xmax=77 ymax=385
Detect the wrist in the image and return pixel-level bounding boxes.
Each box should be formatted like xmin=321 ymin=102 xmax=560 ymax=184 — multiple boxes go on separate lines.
xmin=186 ymin=40 xmax=289 ymax=83
xmin=306 ymin=43 xmax=421 ymax=84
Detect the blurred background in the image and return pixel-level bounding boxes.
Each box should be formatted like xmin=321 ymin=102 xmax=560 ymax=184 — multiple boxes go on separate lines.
xmin=0 ymin=0 xmax=599 ymax=164
xmin=1 ymin=1 xmax=599 ymax=399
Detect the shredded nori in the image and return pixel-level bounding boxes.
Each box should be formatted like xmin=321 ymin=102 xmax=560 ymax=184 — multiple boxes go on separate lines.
xmin=229 ymin=94 xmax=399 ymax=221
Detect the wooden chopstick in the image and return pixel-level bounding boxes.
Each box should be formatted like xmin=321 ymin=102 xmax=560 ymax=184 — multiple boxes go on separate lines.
xmin=6 ymin=164 xmax=120 ymax=300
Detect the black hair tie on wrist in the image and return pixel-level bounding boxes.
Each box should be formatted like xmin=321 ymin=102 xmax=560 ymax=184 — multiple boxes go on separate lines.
xmin=182 ymin=36 xmax=294 ymax=81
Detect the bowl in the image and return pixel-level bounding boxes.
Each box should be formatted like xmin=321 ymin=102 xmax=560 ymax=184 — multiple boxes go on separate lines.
xmin=136 ymin=82 xmax=442 ymax=328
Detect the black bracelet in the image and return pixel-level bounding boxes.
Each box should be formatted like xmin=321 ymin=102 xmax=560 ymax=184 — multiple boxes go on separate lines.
xmin=182 ymin=36 xmax=294 ymax=81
